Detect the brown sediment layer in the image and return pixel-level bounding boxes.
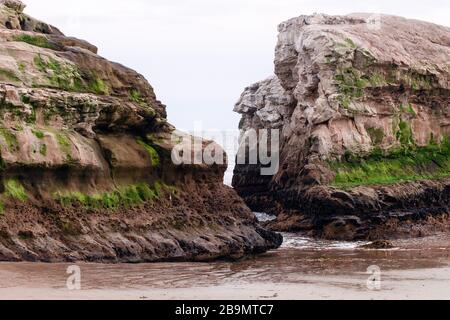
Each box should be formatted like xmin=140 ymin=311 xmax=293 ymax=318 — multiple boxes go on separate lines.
xmin=250 ymin=179 xmax=450 ymax=240
xmin=0 ymin=182 xmax=281 ymax=262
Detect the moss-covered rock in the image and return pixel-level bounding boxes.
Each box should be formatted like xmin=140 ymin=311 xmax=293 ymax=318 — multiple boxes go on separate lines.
xmin=233 ymin=13 xmax=450 ymax=240
xmin=0 ymin=0 xmax=281 ymax=262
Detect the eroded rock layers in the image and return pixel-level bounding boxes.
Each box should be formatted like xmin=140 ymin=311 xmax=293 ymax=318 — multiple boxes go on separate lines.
xmin=233 ymin=13 xmax=450 ymax=240
xmin=0 ymin=0 xmax=281 ymax=262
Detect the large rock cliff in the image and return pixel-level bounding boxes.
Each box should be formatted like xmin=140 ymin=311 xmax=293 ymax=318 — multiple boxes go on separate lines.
xmin=0 ymin=0 xmax=281 ymax=262
xmin=233 ymin=13 xmax=450 ymax=240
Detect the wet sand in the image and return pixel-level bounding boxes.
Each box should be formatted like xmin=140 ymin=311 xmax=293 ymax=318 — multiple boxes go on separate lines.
xmin=1 ymin=233 xmax=450 ymax=300
xmin=1 ymin=267 xmax=450 ymax=300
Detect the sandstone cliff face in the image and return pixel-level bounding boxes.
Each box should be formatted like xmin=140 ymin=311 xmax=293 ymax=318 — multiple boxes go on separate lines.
xmin=233 ymin=13 xmax=450 ymax=240
xmin=0 ymin=0 xmax=281 ymax=262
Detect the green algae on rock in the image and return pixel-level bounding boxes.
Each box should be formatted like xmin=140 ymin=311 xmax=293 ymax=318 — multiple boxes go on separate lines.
xmin=233 ymin=13 xmax=450 ymax=240
xmin=0 ymin=0 xmax=282 ymax=262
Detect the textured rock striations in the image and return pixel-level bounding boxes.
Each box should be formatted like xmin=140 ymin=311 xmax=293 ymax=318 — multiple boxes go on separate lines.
xmin=0 ymin=0 xmax=281 ymax=262
xmin=233 ymin=13 xmax=450 ymax=240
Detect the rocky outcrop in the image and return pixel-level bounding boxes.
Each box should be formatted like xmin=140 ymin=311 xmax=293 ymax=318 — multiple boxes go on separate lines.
xmin=233 ymin=13 xmax=450 ymax=240
xmin=0 ymin=1 xmax=282 ymax=262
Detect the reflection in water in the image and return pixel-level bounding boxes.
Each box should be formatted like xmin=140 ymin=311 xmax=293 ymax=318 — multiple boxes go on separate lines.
xmin=0 ymin=213 xmax=450 ymax=292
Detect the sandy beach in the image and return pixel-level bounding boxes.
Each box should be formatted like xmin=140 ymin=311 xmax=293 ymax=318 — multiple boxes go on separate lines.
xmin=1 ymin=267 xmax=450 ymax=300
xmin=1 ymin=233 xmax=450 ymax=300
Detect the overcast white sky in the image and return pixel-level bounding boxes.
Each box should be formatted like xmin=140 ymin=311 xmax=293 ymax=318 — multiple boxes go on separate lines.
xmin=24 ymin=0 xmax=450 ymax=134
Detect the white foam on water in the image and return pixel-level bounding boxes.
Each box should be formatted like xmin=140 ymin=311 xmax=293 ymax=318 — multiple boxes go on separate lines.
xmin=254 ymin=212 xmax=277 ymax=222
xmin=254 ymin=212 xmax=367 ymax=250
xmin=281 ymin=233 xmax=367 ymax=250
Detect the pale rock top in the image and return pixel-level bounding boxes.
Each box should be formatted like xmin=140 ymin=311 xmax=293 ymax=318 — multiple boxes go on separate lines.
xmin=0 ymin=0 xmax=25 ymax=13
xmin=235 ymin=13 xmax=450 ymax=186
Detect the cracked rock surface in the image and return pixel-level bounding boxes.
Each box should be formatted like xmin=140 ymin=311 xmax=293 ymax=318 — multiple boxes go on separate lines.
xmin=0 ymin=1 xmax=282 ymax=262
xmin=233 ymin=13 xmax=450 ymax=240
